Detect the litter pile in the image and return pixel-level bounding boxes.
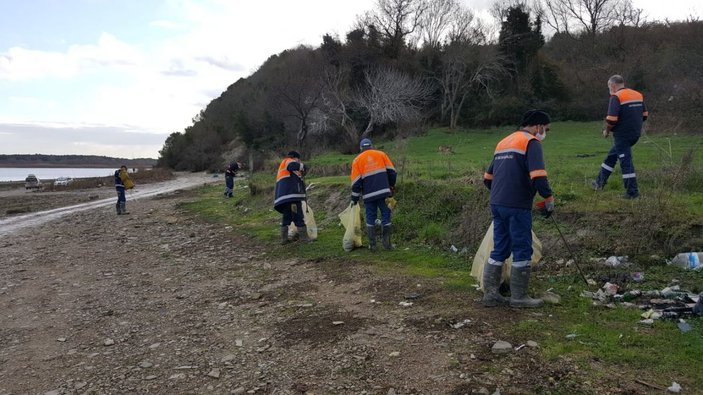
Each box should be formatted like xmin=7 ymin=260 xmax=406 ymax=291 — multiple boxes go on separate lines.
xmin=581 ymin=278 xmax=703 ymax=327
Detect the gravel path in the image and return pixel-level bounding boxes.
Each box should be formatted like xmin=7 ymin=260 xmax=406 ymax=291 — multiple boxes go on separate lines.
xmin=0 ymin=185 xmax=615 ymax=394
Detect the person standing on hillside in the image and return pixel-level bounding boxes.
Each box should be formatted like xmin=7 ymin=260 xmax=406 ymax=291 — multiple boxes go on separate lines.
xmin=351 ymin=138 xmax=397 ymax=251
xmin=273 ymin=151 xmax=309 ymax=244
xmin=114 ymin=165 xmax=134 ymax=215
xmin=481 ymin=110 xmax=554 ymax=308
xmin=224 ymin=161 xmax=241 ymax=198
xmin=592 ymin=74 xmax=649 ymax=199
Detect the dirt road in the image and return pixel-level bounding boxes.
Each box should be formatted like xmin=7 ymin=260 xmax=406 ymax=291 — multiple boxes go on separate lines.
xmin=0 ymin=181 xmax=615 ymax=394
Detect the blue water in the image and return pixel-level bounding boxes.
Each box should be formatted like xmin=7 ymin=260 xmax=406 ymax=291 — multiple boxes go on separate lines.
xmin=0 ymin=167 xmax=116 ymax=182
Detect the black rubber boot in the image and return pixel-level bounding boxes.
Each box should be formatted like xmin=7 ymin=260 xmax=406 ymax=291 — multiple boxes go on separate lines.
xmin=120 ymin=202 xmax=129 ymax=215
xmin=280 ymin=226 xmax=290 ymax=245
xmin=366 ymin=225 xmax=377 ymax=251
xmin=116 ymin=203 xmax=122 ymax=215
xmin=509 ymin=266 xmax=543 ymax=308
xmin=481 ymin=263 xmax=508 ymax=307
xmin=381 ymin=224 xmax=394 ymax=250
xmin=297 ymin=226 xmax=311 ymax=242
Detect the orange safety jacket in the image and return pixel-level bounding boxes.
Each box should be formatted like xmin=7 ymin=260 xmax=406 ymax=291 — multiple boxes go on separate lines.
xmin=351 ymin=149 xmax=397 ymax=203
xmin=483 ymin=131 xmax=553 ymax=209
xmin=606 ymin=88 xmax=648 ymax=138
xmin=274 ymin=158 xmax=306 ymax=211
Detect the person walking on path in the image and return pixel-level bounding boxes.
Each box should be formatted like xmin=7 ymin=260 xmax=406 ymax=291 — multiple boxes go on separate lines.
xmin=114 ymin=165 xmax=134 ymax=215
xmin=273 ymin=151 xmax=309 ymax=244
xmin=481 ymin=110 xmax=555 ymax=308
xmin=350 ymin=138 xmax=397 ymax=251
xmin=224 ymin=161 xmax=241 ymax=198
xmin=592 ymin=74 xmax=649 ymax=199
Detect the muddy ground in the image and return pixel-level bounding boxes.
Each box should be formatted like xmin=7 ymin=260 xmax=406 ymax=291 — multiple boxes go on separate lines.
xmin=0 ymin=187 xmax=646 ymax=395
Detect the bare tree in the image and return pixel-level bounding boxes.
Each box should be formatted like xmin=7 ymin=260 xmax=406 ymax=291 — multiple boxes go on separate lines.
xmin=418 ymin=0 xmax=459 ymax=48
xmin=312 ymin=65 xmax=360 ymax=146
xmin=364 ymin=0 xmax=429 ymax=55
xmin=439 ymin=45 xmax=508 ymax=129
xmin=613 ymin=1 xmax=645 ymax=27
xmin=355 ymin=67 xmax=434 ymax=137
xmin=448 ymin=6 xmax=479 ymax=43
xmin=269 ymin=47 xmax=324 ymax=148
xmin=539 ymin=0 xmax=636 ymax=38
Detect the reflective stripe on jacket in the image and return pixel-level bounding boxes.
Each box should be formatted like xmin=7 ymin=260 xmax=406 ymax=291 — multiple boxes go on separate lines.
xmin=606 ymin=88 xmax=648 ymax=137
xmin=483 ymin=131 xmax=552 ymax=209
xmin=351 ymin=149 xmax=397 ymax=202
xmin=274 ymin=158 xmax=306 ymax=210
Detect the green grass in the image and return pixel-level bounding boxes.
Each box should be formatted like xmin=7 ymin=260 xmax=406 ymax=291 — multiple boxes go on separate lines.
xmin=181 ymin=122 xmax=703 ymax=391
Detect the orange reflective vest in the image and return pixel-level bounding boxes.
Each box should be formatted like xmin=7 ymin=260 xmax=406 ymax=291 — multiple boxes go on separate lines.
xmin=351 ymin=149 xmax=396 ymax=202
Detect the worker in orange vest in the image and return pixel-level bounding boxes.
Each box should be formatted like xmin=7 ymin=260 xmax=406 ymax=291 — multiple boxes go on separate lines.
xmin=351 ymin=139 xmax=397 ymax=250
xmin=273 ymin=151 xmax=308 ymax=244
xmin=482 ymin=110 xmax=554 ymax=308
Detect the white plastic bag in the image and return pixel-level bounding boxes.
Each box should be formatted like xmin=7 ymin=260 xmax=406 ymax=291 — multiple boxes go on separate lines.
xmin=287 ymin=201 xmax=318 ymax=240
xmin=471 ymin=222 xmax=543 ymax=289
xmin=339 ymin=203 xmax=362 ymax=252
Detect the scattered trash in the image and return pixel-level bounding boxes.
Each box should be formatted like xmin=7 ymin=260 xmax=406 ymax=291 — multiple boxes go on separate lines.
xmin=404 ymin=292 xmax=421 ymax=300
xmin=631 ymin=272 xmax=644 ymax=282
xmin=602 ymin=282 xmax=619 ymax=296
xmin=661 ymin=285 xmax=681 ymax=298
xmin=450 ymin=245 xmax=458 ymax=253
xmin=514 ymin=344 xmax=526 ymax=351
xmin=586 ymin=278 xmax=597 ymax=286
xmin=677 ymin=320 xmax=692 ymax=333
xmin=604 ymin=256 xmax=629 ymax=267
xmin=639 ymin=319 xmax=654 ymax=325
xmin=332 ymin=321 xmax=344 ymax=326
xmin=694 ymin=293 xmax=703 ymax=316
xmin=451 ymin=319 xmax=471 ymax=329
xmin=667 ymin=381 xmax=682 ymax=393
xmin=565 ymin=333 xmax=578 ymax=340
xmin=398 ymin=301 xmax=413 ymax=307
xmin=669 ymin=252 xmax=702 ymax=270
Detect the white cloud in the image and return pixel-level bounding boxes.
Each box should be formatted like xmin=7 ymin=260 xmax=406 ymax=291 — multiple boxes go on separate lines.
xmin=0 ymin=33 xmax=141 ymax=81
xmin=149 ymin=19 xmax=186 ymax=29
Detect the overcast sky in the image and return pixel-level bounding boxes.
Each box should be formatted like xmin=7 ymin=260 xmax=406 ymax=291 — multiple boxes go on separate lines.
xmin=1 ymin=0 xmax=699 ymax=159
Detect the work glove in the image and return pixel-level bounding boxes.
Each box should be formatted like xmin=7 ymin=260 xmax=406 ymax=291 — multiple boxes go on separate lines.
xmin=351 ymin=196 xmax=359 ymax=206
xmin=389 ymin=186 xmax=396 ymax=197
xmin=602 ymin=128 xmax=610 ymax=138
xmin=536 ymin=199 xmax=554 ymax=218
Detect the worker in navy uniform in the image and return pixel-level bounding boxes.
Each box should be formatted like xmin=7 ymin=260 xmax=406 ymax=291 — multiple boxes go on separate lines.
xmin=592 ymin=74 xmax=649 ymax=199
xmin=273 ymin=151 xmax=308 ymax=244
xmin=482 ymin=110 xmax=555 ymax=308
xmin=350 ymin=138 xmax=397 ymax=250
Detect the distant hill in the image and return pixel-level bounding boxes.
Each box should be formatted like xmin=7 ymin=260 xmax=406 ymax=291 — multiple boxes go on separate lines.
xmin=0 ymin=154 xmax=157 ymax=168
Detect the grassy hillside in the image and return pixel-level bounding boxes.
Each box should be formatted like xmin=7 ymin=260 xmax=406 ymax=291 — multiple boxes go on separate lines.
xmin=180 ymin=122 xmax=703 ymax=391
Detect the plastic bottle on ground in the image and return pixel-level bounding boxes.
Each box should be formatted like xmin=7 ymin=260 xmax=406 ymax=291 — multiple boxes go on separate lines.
xmin=669 ymin=252 xmax=702 ymax=270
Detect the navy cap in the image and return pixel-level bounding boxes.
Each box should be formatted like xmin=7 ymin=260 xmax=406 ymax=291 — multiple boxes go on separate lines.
xmin=359 ymin=138 xmax=373 ymax=149
xmin=520 ymin=109 xmax=551 ymax=126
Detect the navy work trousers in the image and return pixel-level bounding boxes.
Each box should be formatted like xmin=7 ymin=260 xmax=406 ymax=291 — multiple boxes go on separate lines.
xmin=489 ymin=204 xmax=532 ymax=267
xmin=596 ymin=135 xmax=640 ymax=197
xmin=281 ymin=201 xmax=305 ymax=227
xmin=364 ymin=198 xmax=391 ymax=227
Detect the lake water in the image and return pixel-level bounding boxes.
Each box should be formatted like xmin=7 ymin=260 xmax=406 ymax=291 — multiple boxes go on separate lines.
xmin=0 ymin=167 xmax=117 ymax=182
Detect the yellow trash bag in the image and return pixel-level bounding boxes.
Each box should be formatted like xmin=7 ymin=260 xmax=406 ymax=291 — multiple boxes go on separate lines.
xmin=471 ymin=222 xmax=542 ymax=289
xmin=287 ymin=201 xmax=318 ymax=240
xmin=339 ymin=203 xmax=362 ymax=252
xmin=119 ymin=168 xmax=134 ymax=189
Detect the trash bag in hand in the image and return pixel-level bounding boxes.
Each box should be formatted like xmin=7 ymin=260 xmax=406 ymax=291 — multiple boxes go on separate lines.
xmin=339 ymin=202 xmax=362 ymax=252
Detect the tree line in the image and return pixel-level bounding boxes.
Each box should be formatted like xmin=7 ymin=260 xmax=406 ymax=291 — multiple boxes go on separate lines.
xmin=158 ymin=0 xmax=703 ymax=171
xmin=0 ymin=154 xmax=156 ymax=168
